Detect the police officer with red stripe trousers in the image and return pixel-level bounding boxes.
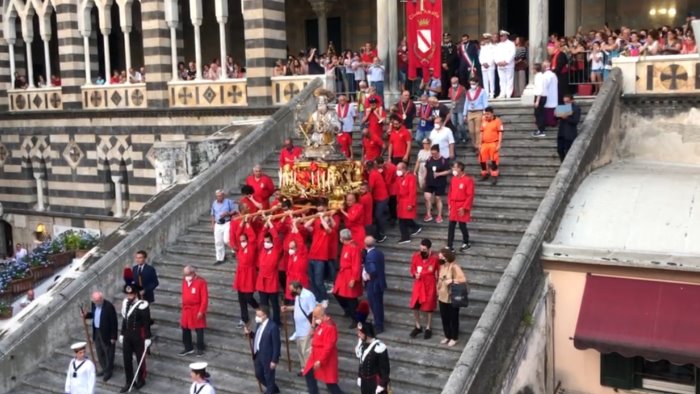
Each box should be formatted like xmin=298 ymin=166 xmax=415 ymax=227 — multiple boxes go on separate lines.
xmin=355 ymin=322 xmax=391 ymax=394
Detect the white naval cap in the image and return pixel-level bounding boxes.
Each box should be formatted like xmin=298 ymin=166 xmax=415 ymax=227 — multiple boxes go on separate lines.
xmin=499 ymin=30 xmax=510 ymax=36
xmin=482 ymin=33 xmax=493 ymax=38
xmin=190 ymin=362 xmax=208 ymax=370
xmin=71 ymin=342 xmax=87 ymax=351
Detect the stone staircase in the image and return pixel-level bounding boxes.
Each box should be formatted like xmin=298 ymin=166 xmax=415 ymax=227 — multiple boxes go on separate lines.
xmin=8 ymin=101 xmax=590 ymax=394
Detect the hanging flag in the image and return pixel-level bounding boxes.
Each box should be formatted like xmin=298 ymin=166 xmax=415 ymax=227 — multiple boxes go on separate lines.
xmin=406 ymin=0 xmax=443 ymax=82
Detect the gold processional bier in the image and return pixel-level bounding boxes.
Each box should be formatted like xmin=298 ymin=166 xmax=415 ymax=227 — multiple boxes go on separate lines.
xmin=280 ymin=88 xmax=364 ymax=209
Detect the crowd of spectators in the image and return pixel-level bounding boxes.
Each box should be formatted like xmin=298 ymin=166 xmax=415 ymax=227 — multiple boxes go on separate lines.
xmin=176 ymin=56 xmax=246 ymax=81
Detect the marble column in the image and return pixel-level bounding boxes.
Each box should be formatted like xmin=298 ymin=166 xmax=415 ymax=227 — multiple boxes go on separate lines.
xmin=102 ymin=28 xmax=112 ymax=85
xmin=564 ymin=0 xmax=580 ymax=37
xmin=82 ymin=35 xmax=92 ymax=84
xmin=309 ymin=0 xmax=335 ymax=53
xmin=376 ymin=0 xmax=399 ymax=104
xmin=42 ymin=35 xmax=52 ymax=84
xmin=111 ymin=175 xmax=123 ymax=217
xmin=34 ymin=173 xmax=45 ymax=211
xmin=167 ymin=22 xmax=178 ymax=80
xmin=25 ymin=38 xmax=35 ymax=88
xmin=215 ymin=0 xmax=229 ymax=79
xmin=193 ymin=23 xmax=203 ymax=79
xmin=123 ymin=28 xmax=132 ymax=79
xmin=482 ymin=0 xmax=499 ymax=36
xmin=520 ymin=0 xmax=549 ymax=105
xmin=8 ymin=40 xmax=16 ymax=88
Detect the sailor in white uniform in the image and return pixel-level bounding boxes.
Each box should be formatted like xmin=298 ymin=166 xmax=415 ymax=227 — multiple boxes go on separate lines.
xmin=64 ymin=342 xmax=96 ymax=394
xmin=189 ymin=362 xmax=216 ymax=394
xmin=494 ymin=30 xmax=516 ymax=99
xmin=479 ymin=33 xmax=496 ymax=99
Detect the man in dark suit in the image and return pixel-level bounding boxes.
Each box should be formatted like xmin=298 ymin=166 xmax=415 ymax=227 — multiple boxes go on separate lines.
xmin=363 ymin=236 xmax=387 ymax=334
xmin=457 ymin=34 xmax=481 ymax=86
xmin=132 ymin=250 xmax=159 ymax=303
xmin=82 ymin=290 xmax=118 ymax=382
xmin=556 ymin=94 xmax=581 ymax=162
xmin=245 ymin=306 xmax=281 ymax=394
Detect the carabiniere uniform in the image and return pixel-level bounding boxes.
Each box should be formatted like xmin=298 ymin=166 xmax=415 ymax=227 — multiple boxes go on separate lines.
xmin=121 ymin=285 xmax=152 ymax=389
xmin=356 ymin=338 xmax=391 ymax=394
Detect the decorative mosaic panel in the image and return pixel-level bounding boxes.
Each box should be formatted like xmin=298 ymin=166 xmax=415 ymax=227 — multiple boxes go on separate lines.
xmin=81 ymin=84 xmax=148 ymax=110
xmin=8 ymin=87 xmax=62 ymax=112
xmin=636 ymin=59 xmax=700 ymax=93
xmin=271 ymin=75 xmax=335 ymax=106
xmin=168 ymin=79 xmax=248 ymax=108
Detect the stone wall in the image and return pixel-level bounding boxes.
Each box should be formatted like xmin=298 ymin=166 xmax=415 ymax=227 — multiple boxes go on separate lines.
xmin=0 ymin=78 xmax=322 ymax=393
xmin=441 ymin=69 xmax=624 ymax=394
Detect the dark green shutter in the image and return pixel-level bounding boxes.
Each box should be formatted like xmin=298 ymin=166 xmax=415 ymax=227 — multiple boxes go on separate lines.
xmin=600 ymin=353 xmax=635 ymax=389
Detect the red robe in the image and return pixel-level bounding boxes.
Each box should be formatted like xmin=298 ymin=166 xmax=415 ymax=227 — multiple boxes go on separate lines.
xmin=397 ymin=172 xmax=418 ymax=219
xmin=256 ymin=228 xmax=282 ymax=293
xmin=448 ymin=174 xmax=475 ymax=222
xmin=279 ymin=146 xmax=302 ymax=168
xmin=409 ymin=251 xmax=440 ymax=312
xmin=303 ymin=319 xmax=340 ymax=384
xmin=233 ymin=224 xmax=257 ymax=293
xmin=239 ymin=195 xmax=261 ymax=214
xmin=343 ymin=204 xmax=366 ymax=246
xmin=327 ymin=214 xmax=341 ymax=262
xmin=229 ymin=215 xmax=244 ymax=251
xmin=181 ymin=276 xmax=209 ymax=329
xmin=332 ymin=242 xmax=363 ymax=298
xmin=284 ymin=232 xmax=309 ymax=300
xmin=359 ymin=192 xmax=374 ymax=226
xmin=382 ymin=162 xmax=398 ymax=196
xmin=245 ymin=174 xmax=275 ymax=207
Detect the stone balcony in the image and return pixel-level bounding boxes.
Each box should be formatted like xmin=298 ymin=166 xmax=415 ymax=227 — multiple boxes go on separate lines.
xmin=613 ymin=54 xmax=700 ymax=95
xmin=271 ymin=75 xmax=335 ymax=105
xmin=168 ymin=79 xmax=248 ymax=108
xmin=80 ymin=83 xmax=148 ymax=110
xmin=7 ymin=87 xmax=62 ymax=112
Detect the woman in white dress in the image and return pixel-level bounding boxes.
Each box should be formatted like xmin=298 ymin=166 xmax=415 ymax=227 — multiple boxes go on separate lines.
xmin=413 ymin=138 xmax=432 ymax=190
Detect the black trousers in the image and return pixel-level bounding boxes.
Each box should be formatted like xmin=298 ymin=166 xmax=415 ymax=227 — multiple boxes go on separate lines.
xmin=361 ymin=377 xmax=380 ymax=394
xmin=447 ymin=221 xmax=469 ymax=248
xmin=259 ymin=291 xmax=281 ymax=326
xmin=399 ymin=218 xmax=420 ymax=241
xmin=254 ymin=353 xmax=280 ymax=394
xmin=534 ymin=97 xmax=547 ymax=131
xmin=335 ymin=294 xmax=359 ymax=321
xmin=278 ymin=271 xmax=287 ymax=297
xmin=182 ymin=327 xmax=204 ymax=352
xmin=557 ymin=137 xmax=574 ymax=162
xmin=439 ymin=301 xmax=460 ymax=340
xmin=123 ymin=331 xmax=146 ymax=386
xmin=388 ymin=195 xmax=398 ymax=222
xmin=390 ymin=157 xmax=404 ymax=165
xmin=94 ymin=330 xmax=115 ymax=375
xmin=238 ymin=291 xmax=259 ymax=323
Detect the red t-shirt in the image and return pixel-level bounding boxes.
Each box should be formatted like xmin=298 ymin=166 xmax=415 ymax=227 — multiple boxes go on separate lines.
xmin=368 ymin=169 xmax=389 ymax=201
xmin=308 ymin=218 xmax=333 ymax=261
xmin=359 ymin=192 xmax=374 ymax=225
xmin=388 ymin=127 xmax=412 ymax=159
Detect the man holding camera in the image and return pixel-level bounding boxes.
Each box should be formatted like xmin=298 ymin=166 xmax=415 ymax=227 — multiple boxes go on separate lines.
xmin=211 ymin=189 xmax=238 ymax=265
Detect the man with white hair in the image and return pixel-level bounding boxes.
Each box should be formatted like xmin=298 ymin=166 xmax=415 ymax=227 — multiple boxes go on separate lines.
xmin=210 ymin=189 xmax=237 ymax=265
xmin=180 ymin=265 xmax=209 ymax=357
xmin=494 ymin=30 xmax=516 ymax=99
xmin=82 ymin=291 xmax=119 ymax=382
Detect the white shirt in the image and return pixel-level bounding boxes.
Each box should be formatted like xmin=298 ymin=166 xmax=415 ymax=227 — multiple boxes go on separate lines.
xmin=543 ymin=70 xmax=558 ymax=108
xmin=291 ymin=288 xmax=317 ymax=340
xmin=533 ymin=72 xmax=544 ymax=97
xmin=190 ymin=381 xmax=216 ymax=394
xmin=254 ymin=318 xmax=269 ymax=353
xmin=15 ymin=248 xmax=27 ymax=262
xmin=367 ymin=65 xmax=385 ymax=82
xmin=429 ymin=127 xmax=455 ymax=158
xmin=479 ymin=43 xmax=495 ymax=66
xmin=64 ymin=357 xmax=95 ymax=394
xmin=336 ymin=103 xmax=357 ymax=132
xmin=494 ymin=39 xmax=516 ymax=67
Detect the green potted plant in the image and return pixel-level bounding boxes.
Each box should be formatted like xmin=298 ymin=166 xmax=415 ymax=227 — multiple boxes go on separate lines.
xmin=75 ymin=231 xmax=100 ymax=258
xmin=0 ymin=301 xmax=11 ymax=320
xmin=47 ymin=235 xmax=75 ymax=267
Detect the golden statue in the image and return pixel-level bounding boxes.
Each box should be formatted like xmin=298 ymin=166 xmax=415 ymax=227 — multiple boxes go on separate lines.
xmin=298 ymin=88 xmax=343 ymax=160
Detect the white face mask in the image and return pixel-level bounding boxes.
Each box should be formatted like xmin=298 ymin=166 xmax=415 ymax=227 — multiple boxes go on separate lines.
xmin=288 ymin=249 xmax=296 ymax=256
xmin=452 ymin=170 xmax=459 ymax=177
xmin=240 ymin=241 xmax=248 ymax=248
xmin=255 ymin=316 xmax=263 ymax=324
xmin=470 ymin=84 xmax=478 ymax=90
xmin=396 ymin=170 xmax=404 ymax=177
xmin=452 ymin=83 xmax=458 ymax=88
xmin=315 ymin=319 xmax=322 ymax=325
xmin=264 ymin=241 xmax=273 ymax=250
xmin=184 ymin=275 xmax=193 ymax=282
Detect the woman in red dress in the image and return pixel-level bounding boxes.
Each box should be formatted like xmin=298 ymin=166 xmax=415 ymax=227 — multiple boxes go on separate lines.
xmin=408 ymin=239 xmax=440 ymax=340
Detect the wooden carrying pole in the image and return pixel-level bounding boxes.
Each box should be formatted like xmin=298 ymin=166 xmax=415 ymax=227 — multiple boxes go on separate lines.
xmin=282 ymin=311 xmax=292 ymax=372
xmin=79 ymin=304 xmax=99 ymax=373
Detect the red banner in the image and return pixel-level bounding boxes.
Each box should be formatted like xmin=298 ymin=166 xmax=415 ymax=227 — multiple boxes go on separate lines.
xmin=406 ymin=0 xmax=442 ymax=82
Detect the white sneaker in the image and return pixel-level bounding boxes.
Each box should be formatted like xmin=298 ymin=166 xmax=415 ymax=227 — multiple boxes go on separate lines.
xmin=531 ymin=130 xmax=546 ymax=138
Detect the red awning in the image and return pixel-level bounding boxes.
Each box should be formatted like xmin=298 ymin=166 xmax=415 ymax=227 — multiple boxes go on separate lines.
xmin=574 ymin=274 xmax=700 ymax=366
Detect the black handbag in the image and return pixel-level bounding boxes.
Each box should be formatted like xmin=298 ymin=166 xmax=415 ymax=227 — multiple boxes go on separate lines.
xmin=449 ymin=283 xmax=470 ymax=308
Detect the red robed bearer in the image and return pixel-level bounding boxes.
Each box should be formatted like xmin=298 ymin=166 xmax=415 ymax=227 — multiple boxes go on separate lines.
xmin=333 ymin=229 xmax=364 ymax=328
xmin=447 ymin=161 xmax=475 ymax=252
xmin=233 ymin=219 xmax=260 ymax=328
xmin=409 ymin=239 xmax=440 ymax=340
xmin=303 ymin=305 xmax=343 ymax=394
xmin=396 ymin=162 xmax=422 ymax=244
xmin=246 ymin=165 xmax=275 ymax=209
xmin=179 ymin=265 xmax=209 ymax=357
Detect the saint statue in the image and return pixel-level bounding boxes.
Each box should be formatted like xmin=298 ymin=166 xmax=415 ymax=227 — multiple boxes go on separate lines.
xmin=298 ymin=89 xmax=343 ymax=160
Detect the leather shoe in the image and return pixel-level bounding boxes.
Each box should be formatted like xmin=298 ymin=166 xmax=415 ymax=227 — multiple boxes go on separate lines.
xmin=119 ymin=386 xmax=129 ymax=393
xmin=102 ymin=373 xmax=112 ymax=382
xmin=96 ymin=371 xmax=104 ymax=377
xmin=134 ymin=380 xmax=146 ymax=389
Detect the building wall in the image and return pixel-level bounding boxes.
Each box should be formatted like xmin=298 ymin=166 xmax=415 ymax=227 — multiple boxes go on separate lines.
xmin=544 ymin=260 xmax=700 ymax=394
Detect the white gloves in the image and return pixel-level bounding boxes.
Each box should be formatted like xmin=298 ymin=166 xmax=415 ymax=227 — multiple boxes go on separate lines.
xmin=118 ymin=335 xmax=123 ymax=345
xmin=376 ymin=386 xmax=385 ymax=393
xmin=357 ymin=378 xmax=362 ymax=387
xmin=144 ymin=339 xmax=152 ymax=347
